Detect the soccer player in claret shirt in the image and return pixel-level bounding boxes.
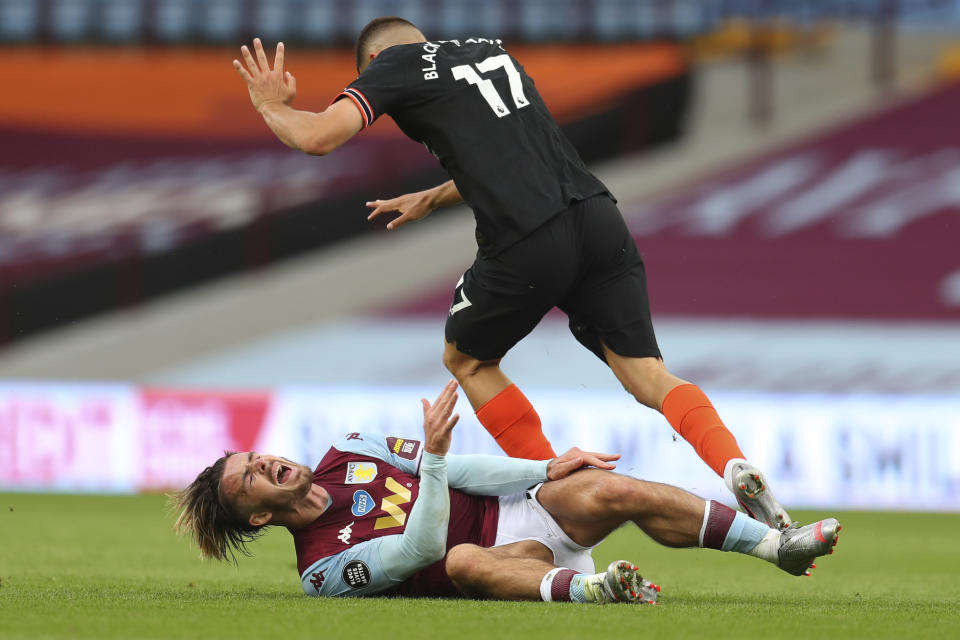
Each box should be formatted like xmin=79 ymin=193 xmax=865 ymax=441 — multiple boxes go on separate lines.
xmin=173 ymin=381 xmax=841 ymax=601
xmin=232 ymin=17 xmax=791 ymax=530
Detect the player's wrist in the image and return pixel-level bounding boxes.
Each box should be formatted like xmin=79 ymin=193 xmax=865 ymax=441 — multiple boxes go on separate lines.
xmin=432 ymin=182 xmax=456 ymax=207
xmin=421 ymin=450 xmax=448 ymax=464
xmin=545 ymin=457 xmax=558 ymax=478
xmin=422 ymin=188 xmax=443 ymax=210
xmin=257 ymin=99 xmax=287 ymax=116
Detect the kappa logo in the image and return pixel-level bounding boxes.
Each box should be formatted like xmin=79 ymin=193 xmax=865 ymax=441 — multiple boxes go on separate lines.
xmin=386 ymin=437 xmax=421 ymax=460
xmin=337 ymin=521 xmax=355 ymax=544
xmin=351 ymin=490 xmax=374 ymax=517
xmin=345 ymin=461 xmax=378 ymax=484
xmin=374 ymin=477 xmax=412 ymax=530
xmin=309 ymin=570 xmax=326 ymax=593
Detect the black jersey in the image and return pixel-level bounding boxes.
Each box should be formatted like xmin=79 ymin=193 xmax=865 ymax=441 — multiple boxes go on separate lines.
xmin=334 ymin=38 xmax=610 ymax=256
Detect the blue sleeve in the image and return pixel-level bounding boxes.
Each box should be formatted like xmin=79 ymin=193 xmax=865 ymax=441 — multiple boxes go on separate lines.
xmin=331 ymin=432 xmax=423 ymax=475
xmin=331 ymin=433 xmax=549 ymax=493
xmin=300 ymin=538 xmax=401 ymax=597
xmin=375 ymin=453 xmax=449 ymax=580
xmin=446 ymin=454 xmax=549 ymax=495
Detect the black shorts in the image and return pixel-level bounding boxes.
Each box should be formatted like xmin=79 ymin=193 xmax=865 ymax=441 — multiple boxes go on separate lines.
xmin=444 ymin=194 xmax=661 ymax=363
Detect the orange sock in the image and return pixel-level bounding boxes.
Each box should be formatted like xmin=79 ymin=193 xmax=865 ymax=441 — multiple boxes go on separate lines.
xmin=475 ymin=384 xmax=556 ymax=460
xmin=661 ymin=384 xmax=744 ymax=477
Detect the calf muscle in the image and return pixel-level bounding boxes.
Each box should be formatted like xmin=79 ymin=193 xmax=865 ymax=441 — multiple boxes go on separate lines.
xmin=446 ymin=541 xmax=554 ymax=600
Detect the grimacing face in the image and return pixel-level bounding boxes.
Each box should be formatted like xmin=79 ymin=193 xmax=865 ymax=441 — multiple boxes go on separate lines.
xmin=220 ymin=452 xmax=314 ymax=523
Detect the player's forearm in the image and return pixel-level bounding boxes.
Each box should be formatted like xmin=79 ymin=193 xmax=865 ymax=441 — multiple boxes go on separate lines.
xmin=258 ymin=102 xmax=332 ymax=155
xmin=379 ymin=452 xmax=449 ymax=579
xmin=446 ymin=454 xmax=548 ymax=495
xmin=427 ymin=180 xmax=463 ymax=208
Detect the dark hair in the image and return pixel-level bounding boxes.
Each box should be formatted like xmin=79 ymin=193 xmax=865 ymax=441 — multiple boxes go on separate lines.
xmin=355 ymin=16 xmax=419 ymax=71
xmin=171 ymin=452 xmax=266 ymax=562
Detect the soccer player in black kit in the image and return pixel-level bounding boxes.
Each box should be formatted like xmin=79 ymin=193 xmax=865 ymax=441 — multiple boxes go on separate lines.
xmin=233 ymin=17 xmax=792 ymax=530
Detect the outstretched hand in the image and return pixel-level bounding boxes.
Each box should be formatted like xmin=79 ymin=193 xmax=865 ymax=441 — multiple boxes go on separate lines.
xmin=233 ymin=38 xmax=297 ymax=113
xmin=546 ymin=447 xmax=620 ymax=480
xmin=421 ymin=380 xmax=460 ymax=456
xmin=366 ymin=190 xmax=436 ymax=230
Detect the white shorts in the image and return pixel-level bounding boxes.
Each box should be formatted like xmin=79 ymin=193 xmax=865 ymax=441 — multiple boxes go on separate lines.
xmin=493 ymin=483 xmax=596 ymax=574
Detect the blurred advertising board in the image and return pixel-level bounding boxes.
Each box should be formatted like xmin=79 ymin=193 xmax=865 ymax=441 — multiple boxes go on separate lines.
xmin=0 ymin=383 xmax=271 ymax=492
xmin=1 ymin=383 xmax=958 ymax=511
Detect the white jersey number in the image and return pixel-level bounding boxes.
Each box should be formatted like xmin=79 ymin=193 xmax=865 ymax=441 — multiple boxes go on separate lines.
xmin=451 ymin=54 xmax=530 ymax=118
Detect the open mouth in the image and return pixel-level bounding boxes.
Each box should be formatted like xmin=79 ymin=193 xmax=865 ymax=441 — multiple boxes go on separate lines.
xmin=276 ymin=463 xmax=293 ymax=485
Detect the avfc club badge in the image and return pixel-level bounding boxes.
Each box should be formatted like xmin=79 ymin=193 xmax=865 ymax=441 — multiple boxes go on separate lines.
xmin=342 ymin=561 xmax=372 ymax=589
xmin=351 ymin=490 xmax=374 ymax=517
xmin=345 ymin=461 xmax=378 ymax=484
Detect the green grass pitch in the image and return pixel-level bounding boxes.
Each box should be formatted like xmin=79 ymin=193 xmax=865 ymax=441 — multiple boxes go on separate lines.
xmin=2 ymin=493 xmax=958 ymax=639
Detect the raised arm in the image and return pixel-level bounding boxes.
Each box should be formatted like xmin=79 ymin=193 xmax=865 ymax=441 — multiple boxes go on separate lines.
xmin=366 ymin=180 xmax=464 ymax=230
xmin=376 ymin=381 xmax=460 ymax=580
xmin=233 ymin=38 xmax=363 ymax=156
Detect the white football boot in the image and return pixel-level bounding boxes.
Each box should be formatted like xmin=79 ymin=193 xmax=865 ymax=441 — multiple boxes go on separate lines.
xmin=730 ymin=461 xmax=794 ymax=531
xmin=581 ymin=560 xmax=660 ymax=604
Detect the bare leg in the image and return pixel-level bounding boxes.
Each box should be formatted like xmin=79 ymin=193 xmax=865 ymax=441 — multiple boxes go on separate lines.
xmin=446 ymin=540 xmax=555 ymax=600
xmin=535 ymin=469 xmax=705 ymax=547
xmin=443 ymin=339 xmax=556 ymax=459
xmin=602 ymin=343 xmax=760 ymax=494
xmin=442 ymin=339 xmax=511 ymax=410
xmin=601 ymin=345 xmax=688 ymax=411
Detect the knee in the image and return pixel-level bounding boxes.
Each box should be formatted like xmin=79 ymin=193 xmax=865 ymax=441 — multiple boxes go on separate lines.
xmin=442 ymin=342 xmax=497 ymax=380
xmin=583 ymin=474 xmax=657 ymax=520
xmin=445 ymin=544 xmax=486 ymax=582
xmin=442 ymin=343 xmax=476 ymax=378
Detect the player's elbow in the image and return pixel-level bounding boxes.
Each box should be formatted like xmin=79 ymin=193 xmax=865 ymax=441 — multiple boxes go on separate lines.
xmin=298 ymin=122 xmax=345 ymax=155
xmin=417 ymin=540 xmax=447 ymax=565
xmin=428 ymin=541 xmax=447 ymax=563
xmin=405 ymin=538 xmax=446 ymax=566
xmin=301 ymin=134 xmax=338 ymax=156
